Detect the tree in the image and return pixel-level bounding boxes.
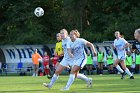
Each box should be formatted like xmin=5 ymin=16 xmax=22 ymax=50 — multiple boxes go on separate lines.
xmin=0 ymin=0 xmax=140 ymax=44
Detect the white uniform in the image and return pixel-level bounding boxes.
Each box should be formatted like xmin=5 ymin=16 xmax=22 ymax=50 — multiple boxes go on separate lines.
xmin=60 ymin=37 xmax=74 ymax=67
xmin=70 ymin=38 xmax=87 ymax=68
xmin=114 ymin=38 xmax=128 ymax=60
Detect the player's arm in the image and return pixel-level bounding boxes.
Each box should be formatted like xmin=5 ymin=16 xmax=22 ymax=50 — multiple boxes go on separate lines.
xmin=86 ymin=42 xmax=97 ymax=56
xmin=123 ymin=43 xmax=129 ymax=49
xmin=67 ymin=48 xmax=73 ymax=58
xmin=122 ymin=38 xmax=129 ymax=50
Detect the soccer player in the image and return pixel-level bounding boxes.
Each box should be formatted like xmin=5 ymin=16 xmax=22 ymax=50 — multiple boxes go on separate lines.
xmin=113 ymin=31 xmax=134 ymax=79
xmin=131 ymin=29 xmax=140 ymax=52
xmin=43 ymin=29 xmax=93 ymax=89
xmin=54 ymin=33 xmax=64 ymax=68
xmin=134 ymin=28 xmax=140 ymax=42
xmin=61 ymin=29 xmax=97 ymax=90
xmin=32 ymin=49 xmax=42 ymax=76
xmin=43 ymin=29 xmax=72 ymax=89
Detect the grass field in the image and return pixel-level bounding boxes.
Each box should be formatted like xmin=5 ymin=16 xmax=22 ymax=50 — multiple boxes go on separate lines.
xmin=0 ymin=74 xmax=140 ymax=93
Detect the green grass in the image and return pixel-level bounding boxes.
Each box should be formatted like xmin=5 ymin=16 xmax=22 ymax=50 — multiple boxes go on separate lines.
xmin=0 ymin=74 xmax=140 ymax=93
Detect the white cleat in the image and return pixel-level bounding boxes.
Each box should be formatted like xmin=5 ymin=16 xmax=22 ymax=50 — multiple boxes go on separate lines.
xmin=43 ymin=83 xmax=52 ymax=89
xmin=60 ymin=87 xmax=69 ymax=91
xmin=87 ymin=78 xmax=93 ymax=88
xmin=32 ymin=73 xmax=35 ymax=77
xmin=36 ymin=74 xmax=38 ymax=77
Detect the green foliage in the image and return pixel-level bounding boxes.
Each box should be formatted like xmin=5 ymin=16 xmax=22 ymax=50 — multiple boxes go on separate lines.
xmin=0 ymin=0 xmax=140 ymax=44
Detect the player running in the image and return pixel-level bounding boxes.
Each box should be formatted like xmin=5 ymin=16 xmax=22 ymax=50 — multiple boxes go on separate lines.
xmin=43 ymin=29 xmax=93 ymax=89
xmin=61 ymin=29 xmax=97 ymax=90
xmin=113 ymin=31 xmax=134 ymax=79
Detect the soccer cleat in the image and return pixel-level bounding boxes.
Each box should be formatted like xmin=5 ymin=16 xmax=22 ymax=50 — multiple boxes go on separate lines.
xmin=121 ymin=72 xmax=126 ymax=79
xmin=43 ymin=83 xmax=52 ymax=89
xmin=87 ymin=78 xmax=93 ymax=88
xmin=130 ymin=76 xmax=134 ymax=79
xmin=32 ymin=73 xmax=35 ymax=77
xmin=60 ymin=87 xmax=69 ymax=91
xmin=36 ymin=74 xmax=38 ymax=76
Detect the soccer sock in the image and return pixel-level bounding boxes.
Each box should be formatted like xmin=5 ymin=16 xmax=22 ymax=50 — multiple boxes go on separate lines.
xmin=49 ymin=74 xmax=59 ymax=87
xmin=125 ymin=68 xmax=133 ymax=76
xmin=77 ymin=73 xmax=89 ymax=83
xmin=65 ymin=74 xmax=75 ymax=89
xmin=116 ymin=65 xmax=124 ymax=73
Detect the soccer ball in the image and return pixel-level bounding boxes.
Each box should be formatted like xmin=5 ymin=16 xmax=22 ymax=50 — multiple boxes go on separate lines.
xmin=34 ymin=7 xmax=44 ymax=17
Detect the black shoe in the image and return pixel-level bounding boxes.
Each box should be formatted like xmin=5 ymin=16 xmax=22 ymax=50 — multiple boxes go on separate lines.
xmin=121 ymin=72 xmax=126 ymax=79
xmin=130 ymin=76 xmax=134 ymax=79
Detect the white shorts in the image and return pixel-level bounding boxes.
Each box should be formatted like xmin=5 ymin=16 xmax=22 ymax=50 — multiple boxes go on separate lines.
xmin=118 ymin=55 xmax=126 ymax=60
xmin=60 ymin=58 xmax=74 ymax=67
xmin=73 ymin=57 xmax=87 ymax=69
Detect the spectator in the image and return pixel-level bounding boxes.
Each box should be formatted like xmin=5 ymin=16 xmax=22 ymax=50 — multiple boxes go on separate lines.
xmin=43 ymin=51 xmax=51 ymax=77
xmin=51 ymin=55 xmax=59 ymax=70
xmin=126 ymin=51 xmax=133 ymax=73
xmin=135 ymin=50 xmax=140 ymax=73
xmin=106 ymin=50 xmax=114 ymax=74
xmin=97 ymin=47 xmax=104 ymax=75
xmin=32 ymin=49 xmax=42 ymax=76
xmin=86 ymin=48 xmax=94 ymax=75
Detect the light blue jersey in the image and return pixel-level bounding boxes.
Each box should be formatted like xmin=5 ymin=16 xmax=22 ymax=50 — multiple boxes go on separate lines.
xmin=70 ymin=38 xmax=88 ymax=68
xmin=114 ymin=38 xmax=128 ymax=60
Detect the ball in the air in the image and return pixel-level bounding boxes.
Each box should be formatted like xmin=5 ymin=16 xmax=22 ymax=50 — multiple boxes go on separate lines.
xmin=34 ymin=7 xmax=44 ymax=17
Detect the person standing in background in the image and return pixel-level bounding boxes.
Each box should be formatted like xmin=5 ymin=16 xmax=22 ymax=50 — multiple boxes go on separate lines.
xmin=86 ymin=48 xmax=94 ymax=75
xmin=97 ymin=47 xmax=104 ymax=75
xmin=32 ymin=49 xmax=42 ymax=76
xmin=54 ymin=33 xmax=64 ymax=69
xmin=43 ymin=51 xmax=51 ymax=77
xmin=106 ymin=50 xmax=114 ymax=74
xmin=125 ymin=51 xmax=134 ymax=74
xmin=135 ymin=50 xmax=140 ymax=73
